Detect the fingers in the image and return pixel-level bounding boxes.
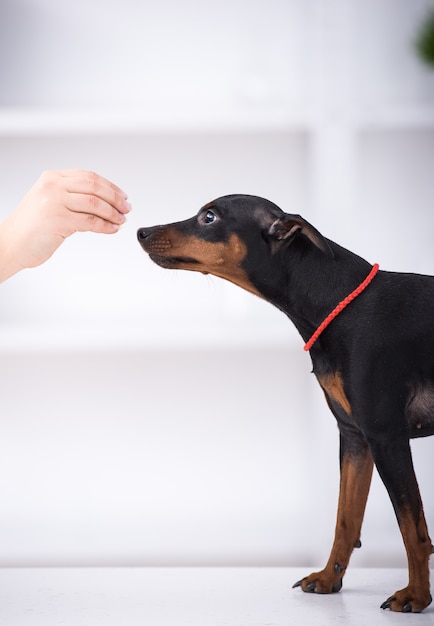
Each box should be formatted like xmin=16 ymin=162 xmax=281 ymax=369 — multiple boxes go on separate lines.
xmin=65 ymin=192 xmax=130 ymax=228
xmin=70 ymin=212 xmax=125 ymax=235
xmin=59 ymin=169 xmax=128 ymax=201
xmin=42 ymin=169 xmax=131 ymax=230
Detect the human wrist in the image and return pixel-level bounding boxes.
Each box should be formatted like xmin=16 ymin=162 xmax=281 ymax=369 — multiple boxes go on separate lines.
xmin=0 ymin=217 xmax=27 ymax=283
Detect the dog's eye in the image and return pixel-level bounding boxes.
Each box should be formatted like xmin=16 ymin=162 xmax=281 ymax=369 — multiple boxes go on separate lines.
xmin=204 ymin=210 xmax=217 ymax=224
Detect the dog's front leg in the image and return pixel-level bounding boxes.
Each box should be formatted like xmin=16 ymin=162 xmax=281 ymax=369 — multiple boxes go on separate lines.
xmin=293 ymin=432 xmax=373 ymax=594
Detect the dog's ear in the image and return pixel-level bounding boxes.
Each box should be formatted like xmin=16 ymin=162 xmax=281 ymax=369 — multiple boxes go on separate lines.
xmin=268 ymin=215 xmax=334 ymax=258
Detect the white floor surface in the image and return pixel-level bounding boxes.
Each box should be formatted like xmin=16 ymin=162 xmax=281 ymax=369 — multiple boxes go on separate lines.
xmin=0 ymin=567 xmax=433 ymax=625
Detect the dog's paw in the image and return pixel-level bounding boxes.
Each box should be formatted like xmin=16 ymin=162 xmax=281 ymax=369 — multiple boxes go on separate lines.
xmin=380 ymin=587 xmax=432 ymax=613
xmin=292 ymin=567 xmax=344 ymax=595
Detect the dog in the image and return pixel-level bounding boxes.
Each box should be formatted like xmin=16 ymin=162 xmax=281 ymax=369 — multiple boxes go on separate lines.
xmin=137 ymin=194 xmax=434 ymax=613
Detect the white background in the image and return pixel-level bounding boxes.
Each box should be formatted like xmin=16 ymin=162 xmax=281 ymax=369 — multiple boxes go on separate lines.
xmin=0 ymin=0 xmax=433 ymax=568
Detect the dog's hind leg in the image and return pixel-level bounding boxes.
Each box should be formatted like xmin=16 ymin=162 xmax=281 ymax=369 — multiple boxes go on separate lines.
xmin=369 ymin=436 xmax=432 ymax=613
xmin=293 ymin=431 xmax=373 ymax=594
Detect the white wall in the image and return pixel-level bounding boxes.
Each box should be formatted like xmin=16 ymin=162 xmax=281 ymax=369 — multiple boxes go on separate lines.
xmin=0 ymin=0 xmax=433 ymax=567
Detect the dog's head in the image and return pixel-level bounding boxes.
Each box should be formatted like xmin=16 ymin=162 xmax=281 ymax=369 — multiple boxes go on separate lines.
xmin=137 ymin=194 xmax=333 ymax=299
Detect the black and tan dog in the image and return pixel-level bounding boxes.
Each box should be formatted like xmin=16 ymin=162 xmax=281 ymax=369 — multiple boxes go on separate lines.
xmin=137 ymin=194 xmax=434 ymax=613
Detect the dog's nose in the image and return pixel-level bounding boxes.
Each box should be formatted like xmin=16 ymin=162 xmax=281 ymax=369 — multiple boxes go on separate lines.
xmin=137 ymin=228 xmax=149 ymax=241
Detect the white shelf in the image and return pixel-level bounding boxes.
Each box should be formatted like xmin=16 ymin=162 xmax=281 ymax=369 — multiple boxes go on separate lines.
xmin=353 ymin=105 xmax=434 ymax=130
xmin=0 ymin=320 xmax=300 ymax=353
xmin=0 ymin=105 xmax=314 ymax=136
xmin=1 ymin=104 xmax=434 ymax=136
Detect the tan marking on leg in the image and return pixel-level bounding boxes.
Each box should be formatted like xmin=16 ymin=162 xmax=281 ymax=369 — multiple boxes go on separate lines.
xmin=297 ymin=450 xmax=373 ymax=593
xmin=318 ymin=372 xmax=352 ymax=415
xmin=386 ymin=505 xmax=433 ymax=611
xmin=324 ymin=452 xmax=374 ymax=574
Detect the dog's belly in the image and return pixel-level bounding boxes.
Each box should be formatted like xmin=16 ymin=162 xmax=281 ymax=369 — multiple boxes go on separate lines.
xmin=407 ymin=382 xmax=434 ymax=438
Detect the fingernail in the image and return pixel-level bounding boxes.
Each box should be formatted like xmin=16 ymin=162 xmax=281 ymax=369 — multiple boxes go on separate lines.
xmin=123 ymin=200 xmax=132 ymax=212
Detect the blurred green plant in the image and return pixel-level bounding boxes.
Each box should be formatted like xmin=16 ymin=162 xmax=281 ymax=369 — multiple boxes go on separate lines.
xmin=416 ymin=9 xmax=434 ymax=66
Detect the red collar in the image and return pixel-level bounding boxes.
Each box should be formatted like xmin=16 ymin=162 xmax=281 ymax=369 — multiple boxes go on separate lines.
xmin=303 ymin=263 xmax=380 ymax=352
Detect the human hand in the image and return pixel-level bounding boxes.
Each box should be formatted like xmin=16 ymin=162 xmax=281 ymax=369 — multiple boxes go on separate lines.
xmin=0 ymin=170 xmax=131 ymax=282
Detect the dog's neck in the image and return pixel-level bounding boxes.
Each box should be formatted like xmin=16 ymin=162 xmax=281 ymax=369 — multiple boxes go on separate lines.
xmin=303 ymin=263 xmax=380 ymax=351
xmin=263 ymin=240 xmax=374 ymax=350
